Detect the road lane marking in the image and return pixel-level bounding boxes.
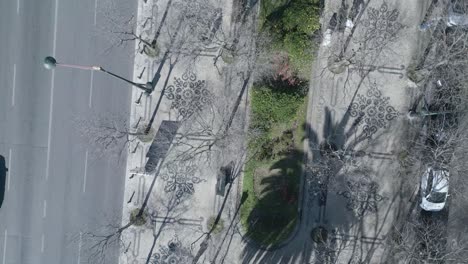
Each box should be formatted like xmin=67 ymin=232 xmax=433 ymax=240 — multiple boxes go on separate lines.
xmin=43 ymin=200 xmax=47 ymax=218
xmin=82 ymin=150 xmax=88 ymax=193
xmin=93 ymin=0 xmax=98 ymax=25
xmin=7 ymin=149 xmax=11 ymax=191
xmin=88 ymin=71 xmax=94 ymax=108
xmin=45 ymin=70 xmax=55 ymax=181
xmin=11 ymin=64 xmax=16 ymax=106
xmin=77 ymin=232 xmax=82 ymax=264
xmin=16 ymin=0 xmax=19 ymax=14
xmin=2 ymin=230 xmax=7 ymax=264
xmin=46 ymin=0 xmax=59 ymax=181
xmin=41 ymin=234 xmax=45 ymax=253
xmin=52 ymin=0 xmax=58 ymax=55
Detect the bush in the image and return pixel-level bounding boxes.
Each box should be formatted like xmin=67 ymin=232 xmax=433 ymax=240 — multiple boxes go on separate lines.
xmin=206 ymin=216 xmax=224 ymax=234
xmin=262 ymin=0 xmax=321 ymax=77
xmin=250 ymin=86 xmax=304 ymax=132
xmin=283 ymin=32 xmax=314 ymax=77
xmin=130 ymin=208 xmax=147 ymax=226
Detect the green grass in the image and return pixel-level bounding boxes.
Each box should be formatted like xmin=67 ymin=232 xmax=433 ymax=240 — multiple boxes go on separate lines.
xmin=238 ymin=0 xmax=319 ymax=246
xmin=240 ymin=85 xmax=307 ymax=246
xmin=259 ymin=0 xmax=321 ymax=78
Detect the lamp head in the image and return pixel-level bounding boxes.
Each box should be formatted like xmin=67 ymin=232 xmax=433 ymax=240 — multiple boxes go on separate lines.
xmin=43 ymin=56 xmax=57 ymax=70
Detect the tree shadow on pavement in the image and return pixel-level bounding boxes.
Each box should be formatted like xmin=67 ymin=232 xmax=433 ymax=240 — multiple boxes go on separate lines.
xmin=307 ymin=105 xmax=408 ymax=263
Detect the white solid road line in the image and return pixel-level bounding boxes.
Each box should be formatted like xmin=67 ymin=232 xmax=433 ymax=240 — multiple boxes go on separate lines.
xmin=82 ymin=150 xmax=88 ymax=193
xmin=52 ymin=0 xmax=58 ymax=55
xmin=16 ymin=0 xmax=19 ymax=14
xmin=88 ymin=71 xmax=94 ymax=108
xmin=93 ymin=0 xmax=98 ymax=25
xmin=45 ymin=0 xmax=59 ymax=181
xmin=2 ymin=230 xmax=7 ymax=264
xmin=41 ymin=234 xmax=45 ymax=253
xmin=11 ymin=64 xmax=16 ymax=107
xmin=7 ymin=149 xmax=11 ymax=191
xmin=77 ymin=232 xmax=82 ymax=264
xmin=43 ymin=200 xmax=47 ymax=218
xmin=45 ymin=70 xmax=55 ymax=180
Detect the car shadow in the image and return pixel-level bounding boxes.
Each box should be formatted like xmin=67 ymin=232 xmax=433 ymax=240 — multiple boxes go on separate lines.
xmin=0 ymin=155 xmax=8 ymax=209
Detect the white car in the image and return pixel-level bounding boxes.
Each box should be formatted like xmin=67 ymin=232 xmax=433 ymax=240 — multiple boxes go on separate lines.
xmin=420 ymin=167 xmax=449 ymax=211
xmin=447 ymin=1 xmax=468 ymax=27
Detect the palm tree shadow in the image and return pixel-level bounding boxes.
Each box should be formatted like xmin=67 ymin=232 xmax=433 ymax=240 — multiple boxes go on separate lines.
xmin=240 ymin=105 xmax=371 ymax=263
xmin=243 ymin=149 xmax=304 ymax=245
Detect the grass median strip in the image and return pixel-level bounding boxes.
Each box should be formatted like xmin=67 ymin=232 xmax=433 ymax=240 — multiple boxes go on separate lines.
xmin=239 ymin=0 xmax=319 ymax=246
xmin=241 ymin=84 xmax=307 ymax=246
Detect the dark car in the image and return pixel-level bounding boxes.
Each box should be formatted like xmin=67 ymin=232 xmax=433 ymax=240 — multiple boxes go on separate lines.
xmin=0 ymin=155 xmax=8 ymax=208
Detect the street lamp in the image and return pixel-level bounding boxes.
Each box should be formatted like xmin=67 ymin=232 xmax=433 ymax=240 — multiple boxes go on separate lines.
xmin=43 ymin=56 xmax=156 ymax=94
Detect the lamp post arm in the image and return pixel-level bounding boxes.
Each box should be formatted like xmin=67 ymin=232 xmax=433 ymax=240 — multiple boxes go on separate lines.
xmin=43 ymin=56 xmax=153 ymax=93
xmin=99 ymin=67 xmax=150 ymax=91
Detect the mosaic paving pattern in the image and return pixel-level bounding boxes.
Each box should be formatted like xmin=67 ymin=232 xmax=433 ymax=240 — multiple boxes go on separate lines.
xmin=349 ymin=82 xmax=399 ymax=138
xmin=360 ymin=2 xmax=403 ymax=50
xmin=337 ymin=175 xmax=384 ymax=217
xmin=160 ymin=161 xmax=206 ymax=203
xmin=165 ymin=68 xmax=212 ymax=119
xmin=306 ymin=163 xmax=332 ymax=206
xmin=152 ymin=236 xmax=192 ymax=264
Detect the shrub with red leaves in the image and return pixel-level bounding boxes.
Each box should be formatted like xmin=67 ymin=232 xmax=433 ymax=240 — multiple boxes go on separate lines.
xmin=272 ymin=53 xmax=302 ymax=86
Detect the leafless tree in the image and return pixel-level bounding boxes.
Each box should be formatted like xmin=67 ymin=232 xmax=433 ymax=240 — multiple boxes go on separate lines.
xmin=79 ymin=157 xmax=166 ymax=263
xmin=95 ymin=0 xmax=152 ymax=56
xmin=166 ymin=89 xmax=247 ymax=162
xmin=190 ymin=153 xmax=247 ymax=264
xmin=152 ymin=0 xmax=228 ymax=59
xmin=81 ymin=218 xmax=134 ymax=264
xmin=385 ymin=215 xmax=468 ymax=264
xmin=409 ymin=0 xmax=468 ymax=89
xmin=75 ymin=112 xmax=152 ymax=162
xmin=324 ymin=0 xmax=403 ymax=71
xmin=142 ymin=187 xmax=192 ymax=264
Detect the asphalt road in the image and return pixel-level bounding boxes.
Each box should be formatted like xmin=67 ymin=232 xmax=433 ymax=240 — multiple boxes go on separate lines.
xmin=0 ymin=0 xmax=136 ymax=263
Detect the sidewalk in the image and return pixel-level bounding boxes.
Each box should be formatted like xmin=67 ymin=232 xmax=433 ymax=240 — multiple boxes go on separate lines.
xmin=299 ymin=0 xmax=427 ymax=262
xmin=116 ymin=0 xmax=256 ymax=263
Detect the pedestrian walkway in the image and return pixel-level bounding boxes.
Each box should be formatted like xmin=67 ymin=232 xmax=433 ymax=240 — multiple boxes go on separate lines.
xmin=116 ymin=0 xmax=256 ymax=263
